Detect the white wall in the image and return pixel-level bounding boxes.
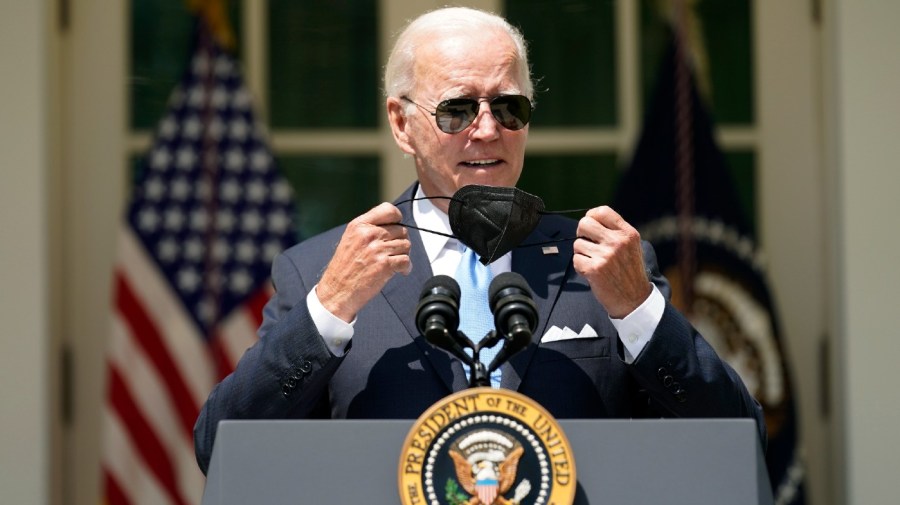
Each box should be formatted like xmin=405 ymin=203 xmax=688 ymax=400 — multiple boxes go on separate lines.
xmin=827 ymin=0 xmax=900 ymax=502
xmin=0 ymin=1 xmax=50 ymax=504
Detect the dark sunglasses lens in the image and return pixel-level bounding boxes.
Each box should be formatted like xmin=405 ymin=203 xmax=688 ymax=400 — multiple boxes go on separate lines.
xmin=435 ymin=99 xmax=478 ymax=133
xmin=434 ymin=95 xmax=533 ymax=133
xmin=490 ymin=95 xmax=532 ymax=130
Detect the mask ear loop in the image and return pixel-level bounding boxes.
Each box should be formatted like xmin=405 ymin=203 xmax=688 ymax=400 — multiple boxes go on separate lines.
xmin=394 ymin=196 xmax=455 ymax=207
xmin=390 ymin=196 xmax=594 ymax=247
xmin=389 ymin=195 xmax=460 ymax=239
xmin=516 ymin=208 xmax=591 ymax=248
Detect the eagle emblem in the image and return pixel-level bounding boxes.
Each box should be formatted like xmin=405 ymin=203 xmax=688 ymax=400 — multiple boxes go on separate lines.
xmin=398 ymin=389 xmax=576 ymax=505
xmin=447 ymin=429 xmax=531 ymax=505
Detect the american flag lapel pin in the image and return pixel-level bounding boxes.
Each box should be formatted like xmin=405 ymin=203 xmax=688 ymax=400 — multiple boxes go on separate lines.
xmin=541 ymin=246 xmax=559 ymax=255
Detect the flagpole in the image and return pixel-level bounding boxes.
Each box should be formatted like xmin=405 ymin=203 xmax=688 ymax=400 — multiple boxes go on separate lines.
xmin=198 ymin=23 xmax=224 ymax=332
xmin=673 ymin=0 xmax=696 ymax=314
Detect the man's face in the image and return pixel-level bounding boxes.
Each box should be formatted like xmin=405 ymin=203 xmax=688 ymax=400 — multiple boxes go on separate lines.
xmin=388 ymin=29 xmax=529 ymax=211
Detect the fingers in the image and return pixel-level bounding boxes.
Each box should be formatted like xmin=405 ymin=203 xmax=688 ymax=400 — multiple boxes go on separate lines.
xmin=577 ymin=206 xmax=632 ymax=240
xmin=584 ymin=205 xmax=628 ymax=230
xmin=387 ymin=249 xmax=413 ymax=275
xmin=350 ymin=202 xmax=409 ymax=242
xmin=572 ymin=206 xmax=650 ymax=318
xmin=349 ymin=203 xmax=411 ymax=267
xmin=379 ymin=236 xmax=413 ymax=274
xmin=574 ymin=206 xmax=639 ymax=258
xmin=356 ymin=201 xmax=404 ymax=227
xmin=317 ymin=203 xmax=413 ymax=320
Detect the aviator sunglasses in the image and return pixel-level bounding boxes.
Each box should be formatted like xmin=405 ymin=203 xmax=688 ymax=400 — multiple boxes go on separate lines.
xmin=401 ymin=95 xmax=534 ymax=134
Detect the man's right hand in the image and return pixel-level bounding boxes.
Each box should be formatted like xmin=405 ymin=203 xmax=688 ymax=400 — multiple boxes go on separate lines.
xmin=315 ymin=203 xmax=412 ymax=322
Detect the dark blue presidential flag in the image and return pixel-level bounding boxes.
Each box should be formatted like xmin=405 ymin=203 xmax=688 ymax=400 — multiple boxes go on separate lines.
xmin=614 ymin=33 xmax=806 ymax=504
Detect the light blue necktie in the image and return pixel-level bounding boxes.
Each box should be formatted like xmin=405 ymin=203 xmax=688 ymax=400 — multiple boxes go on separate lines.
xmin=455 ymin=246 xmax=501 ymax=387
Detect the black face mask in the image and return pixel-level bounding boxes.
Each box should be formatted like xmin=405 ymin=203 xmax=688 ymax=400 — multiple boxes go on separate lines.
xmin=448 ymin=185 xmax=545 ymax=264
xmin=397 ymin=185 xmax=585 ymax=265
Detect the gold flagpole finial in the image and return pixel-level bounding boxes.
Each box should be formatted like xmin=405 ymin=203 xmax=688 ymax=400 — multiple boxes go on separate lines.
xmin=186 ymin=0 xmax=236 ymax=50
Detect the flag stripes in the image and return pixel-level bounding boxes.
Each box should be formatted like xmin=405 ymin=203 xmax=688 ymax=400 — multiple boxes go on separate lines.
xmin=103 ymin=411 xmax=175 ymax=505
xmin=104 ymin=226 xmax=276 ymax=503
xmin=107 ymin=367 xmax=191 ymax=505
xmin=108 ymin=315 xmax=204 ymax=492
xmin=115 ymin=229 xmax=217 ymax=406
xmin=115 ymin=273 xmax=201 ymax=438
xmin=103 ymin=469 xmax=134 ymax=505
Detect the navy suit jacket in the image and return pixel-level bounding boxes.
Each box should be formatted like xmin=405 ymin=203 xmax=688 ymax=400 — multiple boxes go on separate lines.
xmin=194 ymin=183 xmax=765 ymax=473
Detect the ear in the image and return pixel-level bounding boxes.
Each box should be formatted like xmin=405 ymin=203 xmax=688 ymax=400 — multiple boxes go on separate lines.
xmin=387 ymin=97 xmax=416 ymax=156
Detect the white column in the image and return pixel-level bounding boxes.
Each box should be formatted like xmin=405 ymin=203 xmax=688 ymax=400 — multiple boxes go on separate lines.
xmin=825 ymin=0 xmax=900 ymax=502
xmin=0 ymin=1 xmax=50 ymax=503
xmin=60 ymin=1 xmax=127 ymax=504
xmin=755 ymin=2 xmax=828 ymax=503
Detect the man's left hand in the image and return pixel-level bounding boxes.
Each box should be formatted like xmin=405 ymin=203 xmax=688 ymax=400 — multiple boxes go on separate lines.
xmin=573 ymin=206 xmax=652 ymax=318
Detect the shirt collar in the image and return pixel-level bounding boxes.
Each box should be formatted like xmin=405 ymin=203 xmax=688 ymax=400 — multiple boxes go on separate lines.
xmin=412 ymin=185 xmax=456 ymax=265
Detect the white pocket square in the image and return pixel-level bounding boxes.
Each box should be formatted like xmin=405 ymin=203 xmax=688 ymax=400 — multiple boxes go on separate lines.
xmin=540 ymin=324 xmax=599 ymax=343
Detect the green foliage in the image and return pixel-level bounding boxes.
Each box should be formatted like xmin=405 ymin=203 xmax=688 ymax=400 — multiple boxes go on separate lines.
xmin=445 ymin=479 xmax=469 ymax=505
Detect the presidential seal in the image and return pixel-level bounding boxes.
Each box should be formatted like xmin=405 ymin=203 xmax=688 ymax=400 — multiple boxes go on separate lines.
xmin=398 ymin=387 xmax=576 ymax=505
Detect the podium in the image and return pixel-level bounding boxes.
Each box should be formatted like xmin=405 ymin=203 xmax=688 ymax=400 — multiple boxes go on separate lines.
xmin=202 ymin=419 xmax=772 ymax=505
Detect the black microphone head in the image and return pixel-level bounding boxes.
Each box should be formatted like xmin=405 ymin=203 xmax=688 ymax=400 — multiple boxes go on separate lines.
xmin=420 ymin=274 xmax=461 ymax=301
xmin=416 ymin=274 xmax=461 ymax=341
xmin=485 ymin=272 xmax=538 ymax=373
xmin=489 ymin=272 xmax=531 ymax=305
xmin=416 ymin=275 xmax=473 ymax=366
xmin=489 ymin=272 xmax=538 ymax=338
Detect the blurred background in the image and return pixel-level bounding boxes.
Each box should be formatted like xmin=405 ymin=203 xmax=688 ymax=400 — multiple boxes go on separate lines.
xmin=2 ymin=0 xmax=898 ymax=503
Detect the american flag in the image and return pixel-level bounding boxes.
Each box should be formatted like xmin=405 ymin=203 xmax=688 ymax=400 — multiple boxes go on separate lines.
xmin=101 ymin=23 xmax=296 ymax=504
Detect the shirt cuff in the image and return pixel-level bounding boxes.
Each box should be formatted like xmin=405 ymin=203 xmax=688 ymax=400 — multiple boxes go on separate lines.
xmin=306 ymin=284 xmax=355 ymax=356
xmin=609 ymin=285 xmax=665 ymax=364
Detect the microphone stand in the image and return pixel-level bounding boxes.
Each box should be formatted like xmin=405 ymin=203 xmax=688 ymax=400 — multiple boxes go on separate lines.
xmin=457 ymin=329 xmax=502 ymax=388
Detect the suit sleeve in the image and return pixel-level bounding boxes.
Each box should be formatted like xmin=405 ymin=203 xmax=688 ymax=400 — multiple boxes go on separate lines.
xmin=624 ymin=242 xmax=768 ymax=448
xmin=193 ymin=251 xmax=343 ymax=474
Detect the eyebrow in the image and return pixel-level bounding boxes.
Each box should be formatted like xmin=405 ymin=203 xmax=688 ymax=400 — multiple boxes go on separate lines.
xmin=438 ymin=89 xmax=522 ymax=101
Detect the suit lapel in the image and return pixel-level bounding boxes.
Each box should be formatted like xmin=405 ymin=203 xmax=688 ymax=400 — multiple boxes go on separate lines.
xmin=501 ymin=217 xmax=575 ymax=391
xmin=380 ymin=183 xmax=466 ymax=392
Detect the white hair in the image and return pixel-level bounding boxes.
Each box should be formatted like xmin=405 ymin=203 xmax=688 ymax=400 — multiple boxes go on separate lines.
xmin=383 ymin=7 xmax=533 ymax=101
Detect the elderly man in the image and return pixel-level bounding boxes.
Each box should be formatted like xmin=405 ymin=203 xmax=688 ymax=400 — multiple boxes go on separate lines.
xmin=193 ymin=7 xmax=764 ymax=474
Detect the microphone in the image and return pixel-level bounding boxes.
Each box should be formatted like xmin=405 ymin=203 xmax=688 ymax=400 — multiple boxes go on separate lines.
xmin=415 ymin=275 xmax=472 ymax=364
xmin=487 ymin=272 xmax=538 ymax=372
